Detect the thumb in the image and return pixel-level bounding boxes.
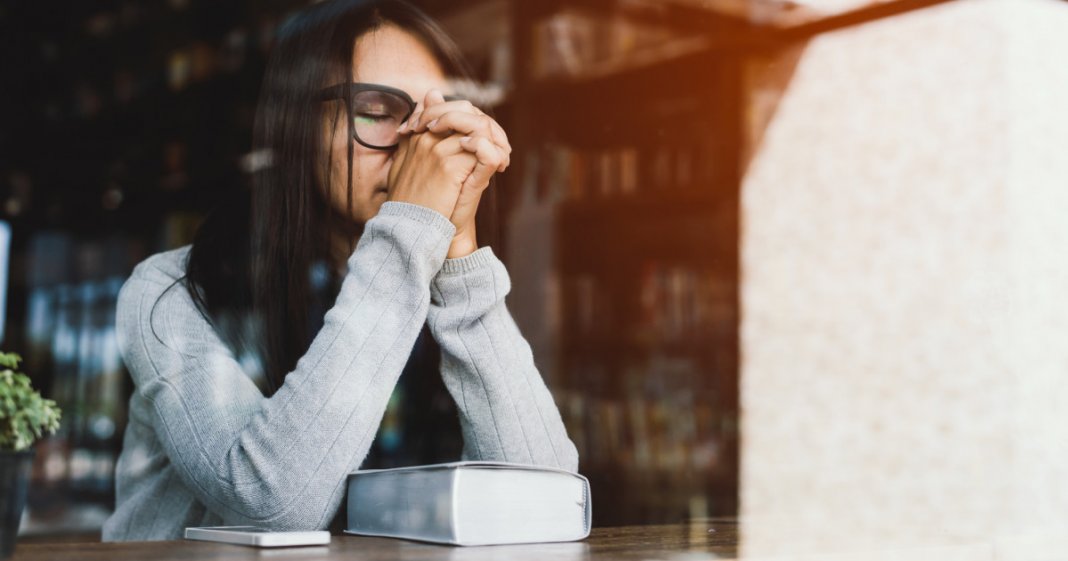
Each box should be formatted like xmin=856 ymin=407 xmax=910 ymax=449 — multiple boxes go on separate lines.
xmin=424 ymin=88 xmax=446 ymax=107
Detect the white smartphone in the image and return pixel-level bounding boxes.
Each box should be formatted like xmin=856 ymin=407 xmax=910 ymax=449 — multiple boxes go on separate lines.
xmin=184 ymin=526 xmax=331 ymax=547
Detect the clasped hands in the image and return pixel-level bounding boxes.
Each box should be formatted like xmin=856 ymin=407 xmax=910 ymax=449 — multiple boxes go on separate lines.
xmin=386 ymin=89 xmax=511 ymax=259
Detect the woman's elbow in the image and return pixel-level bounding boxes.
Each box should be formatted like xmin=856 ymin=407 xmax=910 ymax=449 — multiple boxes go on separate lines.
xmin=212 ymin=452 xmax=338 ymax=530
xmin=219 ymin=495 xmax=333 ymax=531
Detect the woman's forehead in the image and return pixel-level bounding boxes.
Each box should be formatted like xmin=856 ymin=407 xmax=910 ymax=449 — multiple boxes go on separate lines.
xmin=351 ymin=25 xmax=449 ymax=102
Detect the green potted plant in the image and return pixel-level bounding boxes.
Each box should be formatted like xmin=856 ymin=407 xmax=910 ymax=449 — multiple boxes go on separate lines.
xmin=0 ymin=352 xmax=61 ymax=558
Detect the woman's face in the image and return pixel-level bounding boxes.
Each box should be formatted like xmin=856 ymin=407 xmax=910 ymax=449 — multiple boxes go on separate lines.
xmin=319 ymin=24 xmax=450 ymax=226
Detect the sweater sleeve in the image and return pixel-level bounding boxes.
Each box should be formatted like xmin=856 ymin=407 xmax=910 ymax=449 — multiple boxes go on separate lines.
xmin=427 ymin=246 xmax=580 ymax=472
xmin=116 ymin=202 xmax=454 ymax=530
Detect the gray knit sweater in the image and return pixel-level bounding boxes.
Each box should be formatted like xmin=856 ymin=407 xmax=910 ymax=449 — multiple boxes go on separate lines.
xmin=101 ymin=201 xmax=579 ymax=541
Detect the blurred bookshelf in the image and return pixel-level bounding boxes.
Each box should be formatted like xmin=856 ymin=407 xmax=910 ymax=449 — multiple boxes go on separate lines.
xmin=1 ymin=0 xmax=305 ymax=536
xmin=0 ymin=0 xmax=813 ymax=536
xmin=498 ymin=0 xmax=752 ymax=527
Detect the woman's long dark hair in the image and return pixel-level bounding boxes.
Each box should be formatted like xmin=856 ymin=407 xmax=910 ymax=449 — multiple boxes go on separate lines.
xmin=184 ymin=0 xmax=498 ymax=395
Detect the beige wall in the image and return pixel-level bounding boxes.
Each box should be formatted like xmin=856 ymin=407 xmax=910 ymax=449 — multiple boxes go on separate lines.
xmin=740 ymin=0 xmax=1068 ymax=555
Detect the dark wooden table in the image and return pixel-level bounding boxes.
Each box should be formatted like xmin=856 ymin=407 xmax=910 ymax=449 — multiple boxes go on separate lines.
xmin=12 ymin=520 xmax=738 ymax=560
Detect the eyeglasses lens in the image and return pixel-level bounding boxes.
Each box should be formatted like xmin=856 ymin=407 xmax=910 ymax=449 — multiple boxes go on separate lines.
xmin=351 ymin=90 xmax=410 ymax=148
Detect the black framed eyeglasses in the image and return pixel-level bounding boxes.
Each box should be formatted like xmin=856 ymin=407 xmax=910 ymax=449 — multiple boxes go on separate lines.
xmin=319 ymin=82 xmax=464 ymax=151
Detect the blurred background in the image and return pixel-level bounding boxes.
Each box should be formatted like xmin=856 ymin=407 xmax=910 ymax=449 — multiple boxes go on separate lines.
xmin=5 ymin=0 xmax=1060 ymax=544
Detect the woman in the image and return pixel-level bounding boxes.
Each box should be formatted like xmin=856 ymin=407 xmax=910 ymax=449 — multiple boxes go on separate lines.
xmin=103 ymin=0 xmax=578 ymax=541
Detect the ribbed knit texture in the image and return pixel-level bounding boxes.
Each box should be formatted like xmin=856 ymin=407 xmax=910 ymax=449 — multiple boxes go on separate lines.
xmin=102 ymin=202 xmax=578 ymax=541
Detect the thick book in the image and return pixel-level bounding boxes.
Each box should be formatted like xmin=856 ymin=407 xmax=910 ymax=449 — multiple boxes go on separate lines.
xmin=344 ymin=461 xmax=592 ymax=546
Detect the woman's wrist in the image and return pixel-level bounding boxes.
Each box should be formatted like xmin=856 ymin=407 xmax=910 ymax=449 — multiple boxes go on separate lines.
xmin=446 ymin=232 xmax=478 ymax=259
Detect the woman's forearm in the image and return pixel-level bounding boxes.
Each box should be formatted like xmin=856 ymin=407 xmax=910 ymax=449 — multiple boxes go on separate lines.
xmin=427 ymin=247 xmax=580 ymax=472
xmin=118 ymin=202 xmax=456 ymax=531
